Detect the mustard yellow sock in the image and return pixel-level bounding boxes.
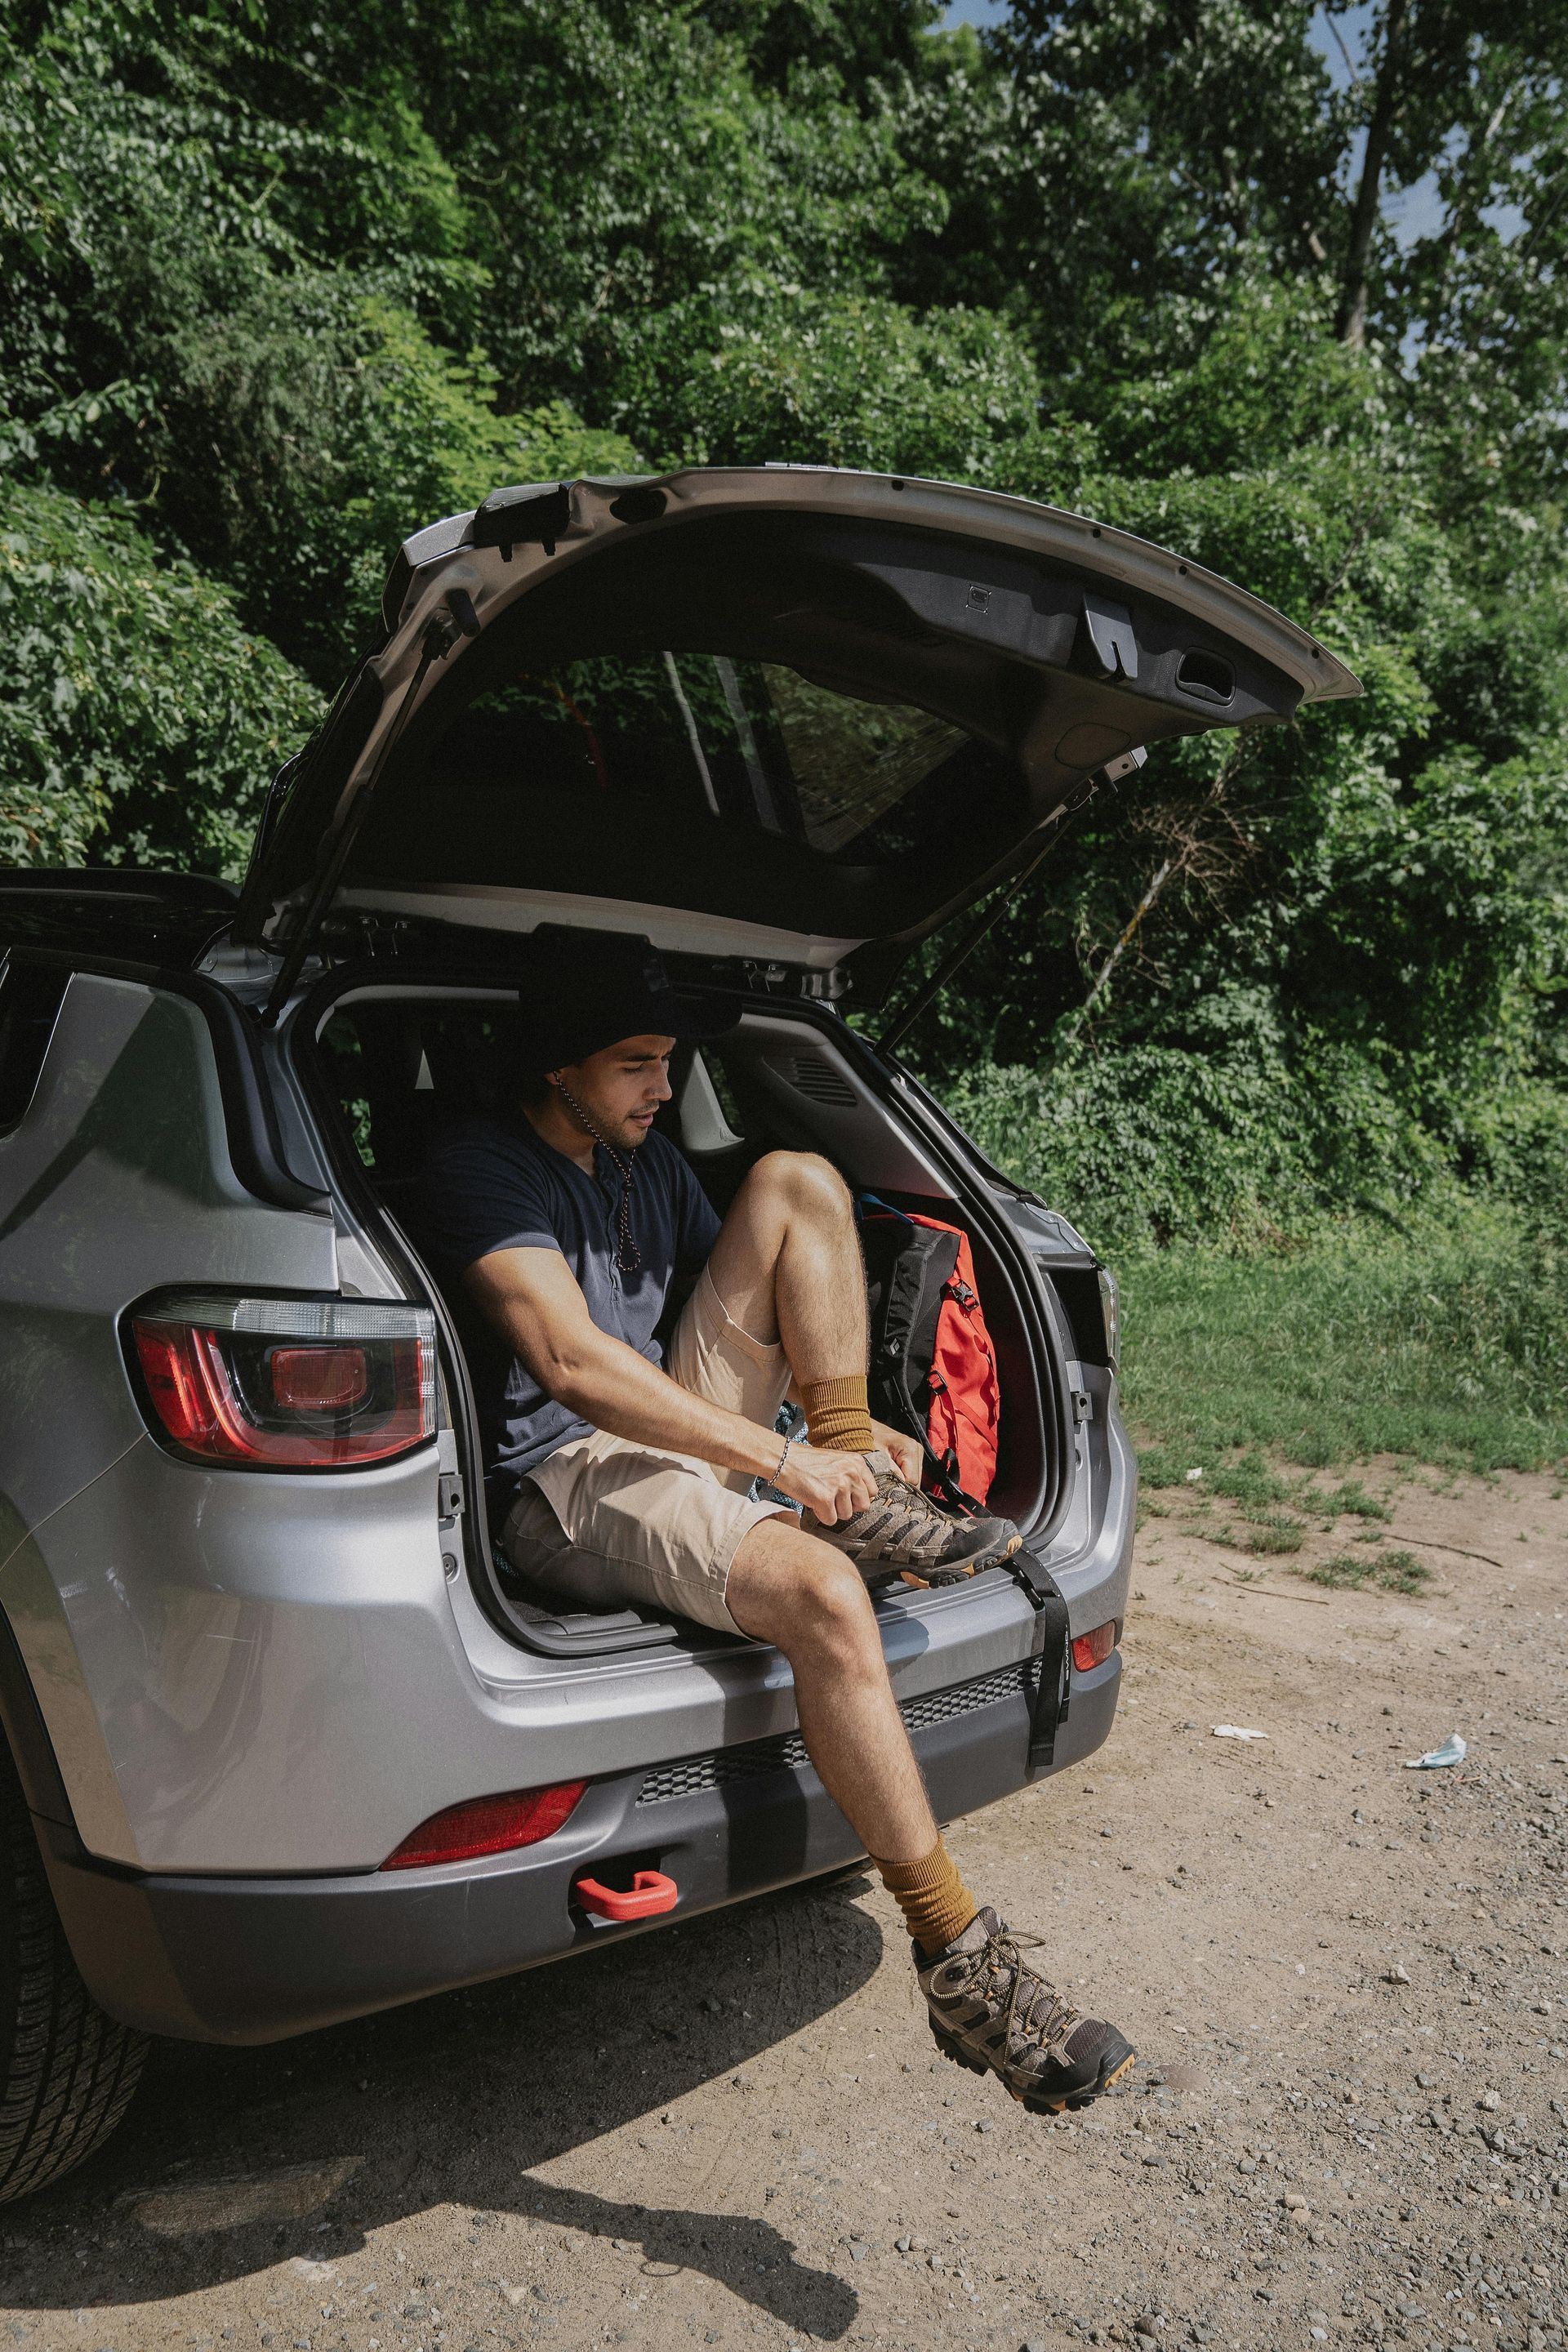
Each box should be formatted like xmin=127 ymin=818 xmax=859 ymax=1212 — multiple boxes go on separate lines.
xmin=872 ymin=1838 xmax=979 ymax=1958
xmin=802 ymin=1374 xmax=875 ymax=1454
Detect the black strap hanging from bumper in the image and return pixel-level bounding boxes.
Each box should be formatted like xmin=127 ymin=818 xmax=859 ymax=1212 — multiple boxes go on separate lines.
xmin=1007 ymin=1548 xmax=1072 ymax=1770
xmin=895 ymin=1449 xmax=1071 ymax=1772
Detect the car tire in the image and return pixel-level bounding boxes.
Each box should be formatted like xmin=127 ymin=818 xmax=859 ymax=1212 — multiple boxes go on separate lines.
xmin=0 ymin=1740 xmax=145 ymax=2203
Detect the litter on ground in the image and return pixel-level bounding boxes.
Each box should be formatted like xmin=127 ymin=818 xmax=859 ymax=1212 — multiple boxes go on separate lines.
xmin=1212 ymin=1724 xmax=1268 ymax=1741
xmin=1404 ymin=1731 xmax=1467 ymax=1769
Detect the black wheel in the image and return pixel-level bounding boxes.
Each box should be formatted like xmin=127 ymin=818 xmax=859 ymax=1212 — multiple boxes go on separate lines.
xmin=0 ymin=1738 xmax=145 ymax=2202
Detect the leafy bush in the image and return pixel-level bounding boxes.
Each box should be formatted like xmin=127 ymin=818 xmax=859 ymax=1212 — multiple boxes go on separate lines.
xmin=931 ymin=981 xmax=1459 ymax=1249
xmin=158 ymin=283 xmax=640 ymax=675
xmin=0 ymin=483 xmax=320 ymax=875
xmin=616 ymin=288 xmax=1047 ymax=480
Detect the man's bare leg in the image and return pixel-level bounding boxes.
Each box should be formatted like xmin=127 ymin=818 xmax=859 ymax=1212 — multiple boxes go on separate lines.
xmin=715 ymin=1171 xmax=1138 ymax=2104
xmin=702 ymin=1151 xmax=866 ymax=1380
xmin=725 ymin=1514 xmax=937 ymax=1862
xmin=727 ymin=1515 xmax=1137 ymax=2113
xmin=710 ymin=1157 xmax=950 ymax=1864
xmin=705 ymin=1150 xmax=1021 ymax=1582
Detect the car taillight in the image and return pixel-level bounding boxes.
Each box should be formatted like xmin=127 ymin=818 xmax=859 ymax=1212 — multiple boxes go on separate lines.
xmin=381 ymin=1783 xmax=587 ymax=1870
xmin=1071 ymin=1620 xmax=1117 ymax=1673
xmin=128 ymin=1292 xmax=436 ymax=1468
xmin=270 ymin=1344 xmax=370 ymax=1410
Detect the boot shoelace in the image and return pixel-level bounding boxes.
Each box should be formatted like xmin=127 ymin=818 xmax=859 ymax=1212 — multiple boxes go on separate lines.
xmin=851 ymin=1479 xmax=952 ymax=1563
xmin=966 ymin=1927 xmax=1081 ymax=2060
xmin=831 ymin=1467 xmax=960 ymax=1561
xmin=555 ymin=1080 xmax=642 ymax=1276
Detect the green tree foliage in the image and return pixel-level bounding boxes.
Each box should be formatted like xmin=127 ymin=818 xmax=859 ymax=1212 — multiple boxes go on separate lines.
xmin=616 ymin=289 xmax=1047 ymax=476
xmin=0 ymin=0 xmax=1564 ymax=1247
xmin=904 ymin=2 xmax=1568 ymax=497
xmin=0 ymin=482 xmax=321 ymax=874
xmin=198 ymin=0 xmax=954 ymax=407
xmin=158 ymin=283 xmax=638 ymax=674
xmin=0 ymin=5 xmax=638 ymax=676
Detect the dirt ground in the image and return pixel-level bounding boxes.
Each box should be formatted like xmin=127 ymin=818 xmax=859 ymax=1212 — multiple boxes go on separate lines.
xmin=2 ymin=1462 xmax=1564 ymax=2352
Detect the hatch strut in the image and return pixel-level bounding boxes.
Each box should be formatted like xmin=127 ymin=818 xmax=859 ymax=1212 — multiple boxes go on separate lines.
xmin=258 ymin=596 xmax=479 ymax=1027
xmin=878 ymin=747 xmax=1145 ymax=1058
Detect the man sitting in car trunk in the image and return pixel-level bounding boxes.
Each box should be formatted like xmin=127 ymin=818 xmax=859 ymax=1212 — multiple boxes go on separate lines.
xmin=420 ymin=933 xmax=1134 ymax=2114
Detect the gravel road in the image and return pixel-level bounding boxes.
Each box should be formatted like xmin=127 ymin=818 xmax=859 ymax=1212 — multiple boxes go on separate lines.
xmin=2 ymin=1463 xmax=1563 ymax=2352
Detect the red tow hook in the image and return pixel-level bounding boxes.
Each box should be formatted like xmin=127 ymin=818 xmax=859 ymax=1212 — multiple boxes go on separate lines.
xmin=573 ymin=1869 xmax=679 ymax=1922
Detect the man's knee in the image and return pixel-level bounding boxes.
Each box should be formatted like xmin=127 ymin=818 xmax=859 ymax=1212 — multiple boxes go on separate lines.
xmin=745 ymin=1148 xmax=853 ymax=1225
xmin=775 ymin=1543 xmax=884 ymax=1655
xmin=751 ymin=1530 xmax=880 ymax=1657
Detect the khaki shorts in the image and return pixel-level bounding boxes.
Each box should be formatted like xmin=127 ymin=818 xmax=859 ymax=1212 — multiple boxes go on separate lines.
xmin=499 ymin=1264 xmax=794 ymax=1635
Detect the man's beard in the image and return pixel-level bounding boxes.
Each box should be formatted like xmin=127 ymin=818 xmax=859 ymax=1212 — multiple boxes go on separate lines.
xmin=590 ymin=1095 xmax=653 ymax=1152
xmin=557 ymin=1080 xmax=650 ymax=1155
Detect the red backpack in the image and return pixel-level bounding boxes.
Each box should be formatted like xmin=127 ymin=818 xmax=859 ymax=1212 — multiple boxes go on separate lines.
xmin=858 ymin=1198 xmax=1001 ymax=1506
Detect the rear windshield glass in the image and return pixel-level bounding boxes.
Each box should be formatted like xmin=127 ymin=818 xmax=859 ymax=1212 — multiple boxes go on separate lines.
xmin=428 ymin=653 xmax=995 ymax=865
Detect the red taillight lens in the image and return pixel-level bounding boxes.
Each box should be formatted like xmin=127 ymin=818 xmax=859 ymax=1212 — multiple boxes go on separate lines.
xmin=128 ymin=1294 xmax=435 ymax=1469
xmin=1071 ymin=1620 xmax=1118 ymax=1673
xmin=270 ymin=1345 xmax=369 ymax=1410
xmin=381 ymin=1783 xmax=587 ymax=1871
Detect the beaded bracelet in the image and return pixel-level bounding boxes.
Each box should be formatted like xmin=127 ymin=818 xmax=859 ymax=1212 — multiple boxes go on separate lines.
xmin=773 ymin=1432 xmax=795 ymax=1486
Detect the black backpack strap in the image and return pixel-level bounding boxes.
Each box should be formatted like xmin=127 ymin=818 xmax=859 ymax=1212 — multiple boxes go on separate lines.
xmin=865 ymin=1218 xmax=958 ymax=1451
xmin=1006 ymin=1547 xmax=1072 ymax=1770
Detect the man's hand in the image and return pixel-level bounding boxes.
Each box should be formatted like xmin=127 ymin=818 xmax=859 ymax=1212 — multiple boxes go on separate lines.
xmin=871 ymin=1419 xmax=924 ymax=1486
xmin=776 ymin=1444 xmax=879 ymax=1525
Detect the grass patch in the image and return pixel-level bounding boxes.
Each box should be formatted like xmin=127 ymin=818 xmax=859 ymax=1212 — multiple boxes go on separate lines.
xmin=1139 ymin=1447 xmax=1209 ymax=1489
xmin=1208 ymin=1452 xmax=1290 ymax=1508
xmin=1321 ymin=1478 xmax=1393 ymax=1521
xmin=1216 ymin=1512 xmax=1308 ymax=1556
xmin=1119 ymin=1201 xmax=1568 ymax=1473
xmin=1297 ymin=1548 xmax=1433 ymax=1594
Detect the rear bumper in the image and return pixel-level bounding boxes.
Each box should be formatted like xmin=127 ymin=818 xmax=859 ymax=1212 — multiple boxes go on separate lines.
xmin=38 ymin=1655 xmax=1120 ymax=2045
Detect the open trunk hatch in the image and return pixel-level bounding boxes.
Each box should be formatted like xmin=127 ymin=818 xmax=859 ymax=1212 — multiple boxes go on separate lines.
xmin=237 ymin=467 xmax=1358 ymax=992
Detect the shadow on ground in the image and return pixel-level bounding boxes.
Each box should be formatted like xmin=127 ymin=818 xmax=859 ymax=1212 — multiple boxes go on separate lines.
xmin=13 ymin=1876 xmax=882 ymax=2340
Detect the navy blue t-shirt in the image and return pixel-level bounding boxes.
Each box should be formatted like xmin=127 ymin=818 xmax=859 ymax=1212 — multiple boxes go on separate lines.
xmin=417 ymin=1115 xmax=720 ymax=1517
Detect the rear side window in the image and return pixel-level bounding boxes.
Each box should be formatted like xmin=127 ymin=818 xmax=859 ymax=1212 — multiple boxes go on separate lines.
xmin=0 ymin=959 xmax=69 ymax=1132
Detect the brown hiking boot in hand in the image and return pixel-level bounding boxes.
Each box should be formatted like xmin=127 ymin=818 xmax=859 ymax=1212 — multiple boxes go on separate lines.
xmin=918 ymin=1906 xmax=1135 ymax=2113
xmin=803 ymin=1449 xmax=1021 ymax=1587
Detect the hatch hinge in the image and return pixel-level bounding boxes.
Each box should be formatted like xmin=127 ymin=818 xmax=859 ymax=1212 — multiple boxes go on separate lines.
xmin=317 ymin=911 xmax=419 ymax=960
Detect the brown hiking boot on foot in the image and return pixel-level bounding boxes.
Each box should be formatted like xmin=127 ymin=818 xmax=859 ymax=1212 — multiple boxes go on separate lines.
xmin=917 ymin=1906 xmax=1135 ymax=2113
xmin=803 ymin=1450 xmax=1021 ymax=1587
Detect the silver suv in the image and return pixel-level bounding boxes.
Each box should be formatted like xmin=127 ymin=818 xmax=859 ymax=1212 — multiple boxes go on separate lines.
xmin=0 ymin=466 xmax=1356 ymax=2198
